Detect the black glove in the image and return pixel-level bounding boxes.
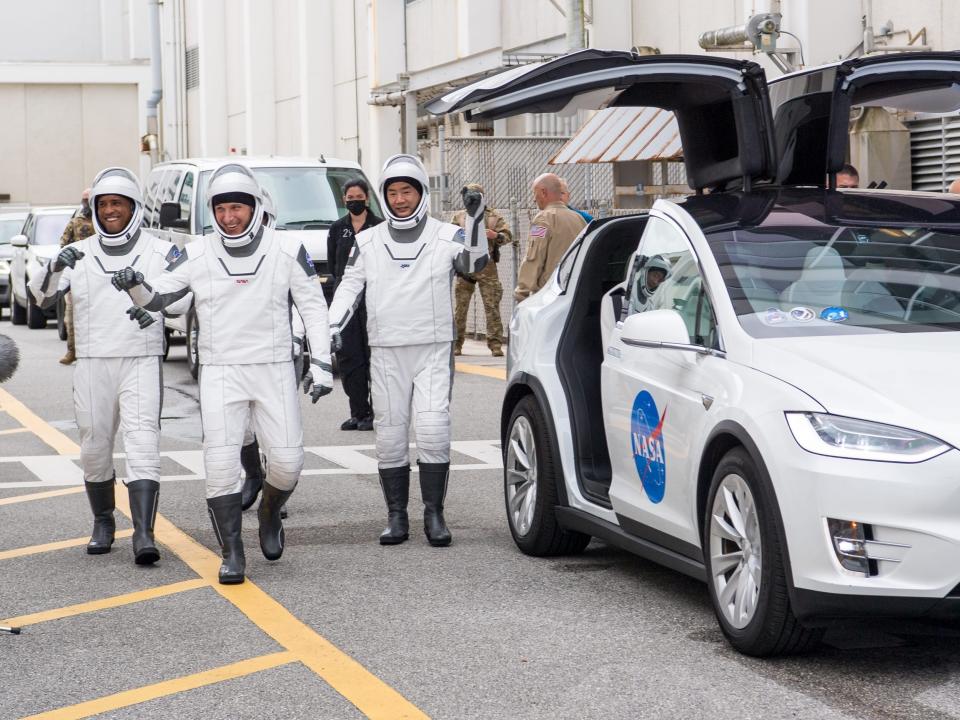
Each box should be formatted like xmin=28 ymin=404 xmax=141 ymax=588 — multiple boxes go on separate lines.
xmin=112 ymin=267 xmax=144 ymax=291
xmin=125 ymin=306 xmax=156 ymax=329
xmin=330 ymin=326 xmax=343 ymax=354
xmin=302 ymin=362 xmax=334 ymax=404
xmin=53 ymin=246 xmax=84 ymax=272
xmin=461 ymin=187 xmax=483 ymax=215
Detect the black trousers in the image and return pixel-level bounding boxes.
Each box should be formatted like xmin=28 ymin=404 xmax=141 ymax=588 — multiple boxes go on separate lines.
xmin=338 ymin=297 xmax=372 ymax=420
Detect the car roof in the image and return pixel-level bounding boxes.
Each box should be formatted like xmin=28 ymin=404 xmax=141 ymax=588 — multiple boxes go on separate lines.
xmin=153 ymin=156 xmax=362 ymax=172
xmin=674 ymin=187 xmax=960 ymax=234
xmin=28 ymin=206 xmax=78 ymax=215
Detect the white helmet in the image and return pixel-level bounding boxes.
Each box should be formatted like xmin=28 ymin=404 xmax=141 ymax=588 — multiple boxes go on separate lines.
xmin=379 ymin=154 xmax=430 ymax=230
xmin=207 ymin=163 xmax=264 ymax=245
xmin=261 ymin=186 xmax=277 ymax=229
xmin=640 ymin=254 xmax=672 ymax=300
xmin=89 ymin=167 xmax=144 ymax=244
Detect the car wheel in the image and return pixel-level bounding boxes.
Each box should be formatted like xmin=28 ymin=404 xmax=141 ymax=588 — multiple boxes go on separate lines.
xmin=186 ymin=309 xmax=200 ymax=379
xmin=703 ymin=447 xmax=822 ymax=656
xmin=10 ymin=291 xmax=25 ymax=326
xmin=504 ymin=395 xmax=591 ymax=556
xmin=162 ymin=327 xmax=171 ymax=361
xmin=56 ymin=295 xmax=68 ymax=341
xmin=26 ymin=291 xmax=46 ymax=329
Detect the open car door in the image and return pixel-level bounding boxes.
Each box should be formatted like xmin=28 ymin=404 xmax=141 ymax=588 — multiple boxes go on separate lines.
xmin=426 ymin=49 xmax=777 ymax=192
xmin=769 ymin=51 xmax=960 ymax=187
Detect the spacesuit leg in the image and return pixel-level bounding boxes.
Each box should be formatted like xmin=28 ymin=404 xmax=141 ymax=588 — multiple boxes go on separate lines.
xmin=413 ymin=342 xmax=454 ymax=547
xmin=250 ymin=361 xmax=302 ymax=560
xmin=117 ymin=356 xmax=162 ymax=565
xmin=199 ymin=364 xmax=251 ymax=583
xmin=74 ymin=357 xmax=120 ymax=554
xmin=369 ymin=345 xmax=415 ymax=544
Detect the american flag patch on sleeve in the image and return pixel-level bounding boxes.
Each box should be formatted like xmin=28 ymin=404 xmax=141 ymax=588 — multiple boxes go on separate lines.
xmin=529 ymin=224 xmax=547 ymax=238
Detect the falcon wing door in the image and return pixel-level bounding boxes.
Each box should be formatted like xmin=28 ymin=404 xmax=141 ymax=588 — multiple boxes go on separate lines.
xmin=770 ymin=51 xmax=960 ymax=186
xmin=426 ymin=50 xmax=777 ymax=192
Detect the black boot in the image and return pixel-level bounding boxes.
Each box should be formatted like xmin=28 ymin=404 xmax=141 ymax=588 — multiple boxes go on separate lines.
xmin=240 ymin=440 xmax=264 ymax=511
xmin=419 ymin=462 xmax=452 ymax=547
xmin=258 ymin=482 xmax=294 ymax=560
xmin=207 ymin=493 xmax=245 ymax=584
xmin=84 ymin=479 xmax=116 ymax=554
xmin=127 ymin=479 xmax=160 ymax=565
xmin=379 ymin=465 xmax=410 ymax=545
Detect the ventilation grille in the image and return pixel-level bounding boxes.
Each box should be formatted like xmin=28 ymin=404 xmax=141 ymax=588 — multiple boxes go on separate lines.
xmin=185 ymin=46 xmax=199 ymax=90
xmin=906 ymin=115 xmax=960 ymax=192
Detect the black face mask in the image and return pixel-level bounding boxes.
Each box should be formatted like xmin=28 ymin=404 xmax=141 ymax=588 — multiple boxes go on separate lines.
xmin=345 ymin=200 xmax=367 ymax=216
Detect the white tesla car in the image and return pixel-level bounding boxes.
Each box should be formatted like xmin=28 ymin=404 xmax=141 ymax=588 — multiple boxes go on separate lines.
xmin=429 ymin=50 xmax=960 ymax=655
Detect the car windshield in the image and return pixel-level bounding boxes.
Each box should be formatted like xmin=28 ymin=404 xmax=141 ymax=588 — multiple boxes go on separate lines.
xmin=708 ymin=225 xmax=960 ymax=337
xmin=199 ymin=167 xmax=383 ymax=233
xmin=0 ymin=217 xmax=24 ymax=244
xmin=34 ymin=214 xmax=73 ymax=245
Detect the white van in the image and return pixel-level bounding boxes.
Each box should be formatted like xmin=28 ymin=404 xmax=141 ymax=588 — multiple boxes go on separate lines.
xmin=143 ymin=156 xmax=381 ymax=376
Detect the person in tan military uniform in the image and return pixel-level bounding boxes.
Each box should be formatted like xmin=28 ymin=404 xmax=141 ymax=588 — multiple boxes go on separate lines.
xmin=58 ymin=188 xmax=95 ymax=365
xmin=514 ymin=173 xmax=586 ymax=303
xmin=452 ymin=183 xmax=513 ymax=356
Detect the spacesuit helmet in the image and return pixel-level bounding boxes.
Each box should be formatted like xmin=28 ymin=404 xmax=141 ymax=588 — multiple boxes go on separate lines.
xmin=261 ymin=186 xmax=277 ymax=229
xmin=89 ymin=167 xmax=144 ymax=244
xmin=640 ymin=254 xmax=671 ymax=300
xmin=379 ymin=154 xmax=430 ymax=230
xmin=207 ymin=163 xmax=264 ymax=244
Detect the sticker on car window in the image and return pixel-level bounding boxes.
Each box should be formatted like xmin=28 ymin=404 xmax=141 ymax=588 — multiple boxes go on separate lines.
xmin=820 ymin=306 xmax=849 ymax=323
xmin=789 ymin=307 xmax=815 ymax=322
xmin=631 ymin=390 xmax=667 ymax=504
xmin=763 ymin=308 xmax=788 ymax=325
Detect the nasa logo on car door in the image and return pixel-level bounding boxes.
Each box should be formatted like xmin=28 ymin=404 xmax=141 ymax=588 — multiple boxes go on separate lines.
xmin=631 ymin=390 xmax=667 ymax=503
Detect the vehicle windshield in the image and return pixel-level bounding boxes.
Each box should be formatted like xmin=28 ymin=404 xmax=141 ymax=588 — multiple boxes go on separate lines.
xmin=708 ymin=225 xmax=960 ymax=337
xmin=0 ymin=217 xmax=25 ymax=244
xmin=199 ymin=167 xmax=383 ymax=233
xmin=34 ymin=214 xmax=73 ymax=245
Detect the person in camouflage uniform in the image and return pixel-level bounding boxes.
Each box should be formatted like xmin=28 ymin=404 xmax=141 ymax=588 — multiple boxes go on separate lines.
xmin=58 ymin=188 xmax=95 ymax=365
xmin=452 ymin=183 xmax=513 ymax=357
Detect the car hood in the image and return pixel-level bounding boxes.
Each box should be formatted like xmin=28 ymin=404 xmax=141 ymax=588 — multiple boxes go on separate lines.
xmin=751 ymin=332 xmax=960 ymax=445
xmin=276 ymin=228 xmax=329 ymax=264
xmin=31 ymin=244 xmax=61 ymax=261
xmin=0 ymin=245 xmax=14 ymax=261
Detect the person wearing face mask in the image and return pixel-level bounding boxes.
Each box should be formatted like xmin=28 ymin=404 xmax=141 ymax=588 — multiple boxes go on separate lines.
xmin=328 ymin=155 xmax=488 ymax=547
xmin=326 ymin=179 xmax=382 ymax=432
xmin=113 ymin=163 xmax=334 ymax=585
xmin=57 ymin=188 xmax=96 ymax=365
xmin=30 ymin=168 xmax=188 ymax=567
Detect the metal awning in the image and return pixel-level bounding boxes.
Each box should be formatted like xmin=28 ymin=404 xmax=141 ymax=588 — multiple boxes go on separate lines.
xmin=550 ymin=106 xmax=682 ymax=164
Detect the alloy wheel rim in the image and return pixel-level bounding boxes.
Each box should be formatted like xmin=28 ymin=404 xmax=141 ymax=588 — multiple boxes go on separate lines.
xmin=709 ymin=473 xmax=762 ymax=630
xmin=505 ymin=416 xmax=538 ymax=537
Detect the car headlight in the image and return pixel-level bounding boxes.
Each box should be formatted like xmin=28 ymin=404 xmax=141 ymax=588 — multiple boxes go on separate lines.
xmin=784 ymin=412 xmax=951 ymax=463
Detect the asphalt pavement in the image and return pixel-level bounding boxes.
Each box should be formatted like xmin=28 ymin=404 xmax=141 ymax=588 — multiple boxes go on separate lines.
xmin=2 ymin=322 xmax=960 ymax=720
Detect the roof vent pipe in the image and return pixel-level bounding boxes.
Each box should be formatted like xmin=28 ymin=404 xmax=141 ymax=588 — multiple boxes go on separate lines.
xmin=145 ymin=0 xmax=163 ymax=166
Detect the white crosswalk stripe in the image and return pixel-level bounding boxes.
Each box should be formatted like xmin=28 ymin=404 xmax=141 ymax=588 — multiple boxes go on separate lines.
xmin=0 ymin=440 xmax=504 ymax=488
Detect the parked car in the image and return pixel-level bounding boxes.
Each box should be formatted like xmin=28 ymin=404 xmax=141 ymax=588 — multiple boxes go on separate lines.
xmin=9 ymin=206 xmax=75 ymax=328
xmin=430 ymin=50 xmax=960 ymax=656
xmin=143 ymin=156 xmax=380 ymax=377
xmin=0 ymin=210 xmax=29 ymax=320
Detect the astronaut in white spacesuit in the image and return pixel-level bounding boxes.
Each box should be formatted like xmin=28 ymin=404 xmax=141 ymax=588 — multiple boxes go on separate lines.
xmin=113 ymin=164 xmax=333 ymax=585
xmin=29 ymin=167 xmax=185 ymax=566
xmin=328 ymin=154 xmax=488 ymax=547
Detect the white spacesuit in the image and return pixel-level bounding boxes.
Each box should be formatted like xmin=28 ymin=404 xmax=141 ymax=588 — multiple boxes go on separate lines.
xmin=29 ymin=167 xmax=184 ymax=566
xmin=114 ymin=164 xmax=333 ymax=585
xmin=328 ymin=154 xmax=488 ymax=547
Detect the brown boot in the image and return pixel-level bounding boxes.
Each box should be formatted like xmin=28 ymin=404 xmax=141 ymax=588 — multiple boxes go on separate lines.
xmin=59 ymin=350 xmax=76 ymax=365
xmin=453 ymin=346 xmax=463 ymax=356
xmin=490 ymin=346 xmax=504 ymax=357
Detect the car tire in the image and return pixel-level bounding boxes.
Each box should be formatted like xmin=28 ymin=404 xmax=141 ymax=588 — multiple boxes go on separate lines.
xmin=504 ymin=395 xmax=591 ymax=556
xmin=56 ymin=295 xmax=68 ymax=341
xmin=703 ymin=447 xmax=822 ymax=657
xmin=162 ymin=327 xmax=171 ymax=361
xmin=26 ymin=290 xmax=46 ymax=329
xmin=186 ymin=308 xmax=200 ymax=379
xmin=10 ymin=292 xmax=25 ymax=326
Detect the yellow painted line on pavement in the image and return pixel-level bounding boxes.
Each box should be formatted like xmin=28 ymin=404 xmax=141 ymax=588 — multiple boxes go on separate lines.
xmin=22 ymin=651 xmax=297 ymax=720
xmin=2 ymin=578 xmax=208 ymax=628
xmin=0 ymin=529 xmax=134 ymax=561
xmin=455 ymin=362 xmax=506 ymax=380
xmin=0 ymin=486 xmax=84 ymax=506
xmin=2 ymin=386 xmax=430 ymax=719
xmin=0 ymin=426 xmax=30 ymax=435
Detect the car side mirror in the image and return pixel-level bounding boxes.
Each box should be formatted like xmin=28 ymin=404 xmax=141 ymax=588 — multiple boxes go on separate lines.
xmin=620 ymin=309 xmax=725 ymax=358
xmin=159 ymin=202 xmax=189 ymax=231
xmin=10 ymin=234 xmax=27 ymax=248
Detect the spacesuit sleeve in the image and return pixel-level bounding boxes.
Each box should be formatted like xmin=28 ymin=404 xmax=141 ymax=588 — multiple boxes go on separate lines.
xmin=289 ymin=245 xmax=332 ymax=370
xmin=29 ymin=258 xmax=70 ymax=310
xmin=129 ymin=249 xmax=192 ymax=312
xmin=327 ymin=240 xmax=367 ymax=330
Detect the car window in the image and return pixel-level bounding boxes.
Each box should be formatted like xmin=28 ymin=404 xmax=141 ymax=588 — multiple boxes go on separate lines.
xmin=625 ymin=216 xmax=718 ymax=347
xmin=143 ymin=169 xmax=166 ymax=228
xmin=176 ymin=172 xmax=195 ymax=232
xmin=156 ymin=170 xmax=183 ymax=229
xmin=33 ymin=213 xmax=73 ymax=245
xmin=710 ymin=225 xmax=960 ymax=337
xmin=0 ymin=217 xmax=25 ymax=244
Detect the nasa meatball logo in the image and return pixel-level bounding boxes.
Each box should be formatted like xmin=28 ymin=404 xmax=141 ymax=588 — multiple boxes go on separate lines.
xmin=631 ymin=390 xmax=667 ymax=504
